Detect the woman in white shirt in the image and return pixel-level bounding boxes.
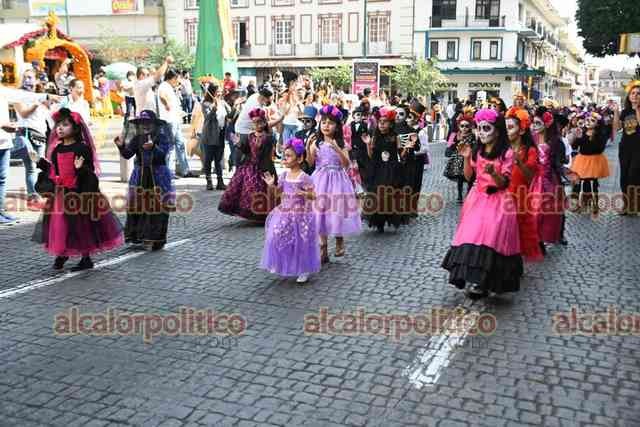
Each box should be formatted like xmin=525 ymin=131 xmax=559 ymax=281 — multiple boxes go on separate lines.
xmin=279 ymin=83 xmax=303 ymax=144
xmin=60 ymin=79 xmax=91 ymax=125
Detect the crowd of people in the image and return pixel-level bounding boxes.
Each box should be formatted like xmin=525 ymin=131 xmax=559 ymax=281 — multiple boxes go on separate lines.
xmin=1 ymin=56 xmax=639 ymax=296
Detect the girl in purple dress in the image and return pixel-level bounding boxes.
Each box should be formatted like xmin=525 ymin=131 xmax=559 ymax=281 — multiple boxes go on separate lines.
xmin=529 ymin=107 xmax=568 ymax=248
xmin=32 ymin=108 xmax=124 ymax=271
xmin=218 ymin=108 xmax=277 ymax=222
xmin=307 ymin=105 xmax=362 ymax=264
xmin=442 ymin=109 xmax=523 ymax=300
xmin=261 ymin=138 xmax=319 ymax=284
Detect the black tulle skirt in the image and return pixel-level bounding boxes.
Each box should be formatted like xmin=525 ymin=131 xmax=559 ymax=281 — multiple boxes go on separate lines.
xmin=441 ymin=243 xmax=523 ymax=294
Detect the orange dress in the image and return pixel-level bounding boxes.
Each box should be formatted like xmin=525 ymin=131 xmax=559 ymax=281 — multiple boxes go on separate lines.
xmin=508 ymin=146 xmax=543 ymax=262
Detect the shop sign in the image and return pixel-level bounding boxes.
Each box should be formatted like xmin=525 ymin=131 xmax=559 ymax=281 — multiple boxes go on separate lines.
xmin=469 ymin=82 xmax=501 ymax=89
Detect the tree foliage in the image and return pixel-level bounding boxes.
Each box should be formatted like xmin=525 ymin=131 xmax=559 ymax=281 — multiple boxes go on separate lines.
xmin=94 ymin=27 xmax=149 ymax=64
xmin=576 ymin=0 xmax=640 ymax=57
xmin=147 ymin=39 xmax=195 ymax=71
xmin=384 ymin=58 xmax=447 ymax=98
xmin=307 ymin=64 xmax=353 ymax=91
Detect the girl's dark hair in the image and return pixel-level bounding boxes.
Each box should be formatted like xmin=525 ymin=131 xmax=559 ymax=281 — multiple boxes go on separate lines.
xmin=69 ymin=78 xmax=82 ymax=89
xmin=534 ymin=106 xmax=566 ymax=175
xmin=126 ymin=71 xmax=135 ymax=78
xmin=54 ymin=108 xmax=82 ymax=143
xmin=204 ymin=83 xmax=219 ymax=103
xmin=371 ymin=125 xmax=397 ymax=151
xmin=315 ymin=115 xmax=345 ymax=149
xmin=472 ymin=116 xmax=510 ymax=161
xmin=624 ymin=85 xmax=639 ymax=111
xmin=164 ymin=68 xmax=179 ymax=81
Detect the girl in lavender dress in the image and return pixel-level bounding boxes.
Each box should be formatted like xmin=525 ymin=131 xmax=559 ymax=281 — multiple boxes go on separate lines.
xmin=261 ymin=138 xmax=319 ymax=284
xmin=442 ymin=109 xmax=523 ymax=300
xmin=307 ymin=105 xmax=362 ymax=264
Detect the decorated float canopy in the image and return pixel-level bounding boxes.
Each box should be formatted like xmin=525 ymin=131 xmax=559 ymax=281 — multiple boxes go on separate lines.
xmin=0 ymin=11 xmax=93 ymax=102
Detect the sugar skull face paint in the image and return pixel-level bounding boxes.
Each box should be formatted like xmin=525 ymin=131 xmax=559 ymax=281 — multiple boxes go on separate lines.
xmin=505 ymin=118 xmax=521 ymax=142
xmin=531 ymin=118 xmax=545 ymax=134
xmin=476 ymin=121 xmax=496 ymax=144
xmin=353 ymin=112 xmax=363 ymax=122
xmin=395 ymin=108 xmax=407 ymax=123
xmin=585 ymin=117 xmax=598 ymax=129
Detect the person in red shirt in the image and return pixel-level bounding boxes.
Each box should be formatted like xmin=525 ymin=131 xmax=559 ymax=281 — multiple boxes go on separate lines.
xmin=223 ymin=72 xmax=237 ymax=96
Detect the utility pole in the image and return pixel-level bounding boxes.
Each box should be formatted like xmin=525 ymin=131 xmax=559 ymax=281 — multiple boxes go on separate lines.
xmin=363 ymin=0 xmax=368 ymax=57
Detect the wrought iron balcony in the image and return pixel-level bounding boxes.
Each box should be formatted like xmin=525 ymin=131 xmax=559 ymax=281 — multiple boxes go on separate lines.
xmin=430 ymin=14 xmax=506 ymax=29
xmin=269 ymin=43 xmax=296 ymax=57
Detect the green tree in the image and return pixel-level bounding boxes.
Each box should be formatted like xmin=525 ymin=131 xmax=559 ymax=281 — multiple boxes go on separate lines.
xmin=148 ymin=39 xmax=195 ymax=71
xmin=307 ymin=64 xmax=353 ymax=91
xmin=384 ymin=58 xmax=447 ymax=98
xmin=94 ymin=27 xmax=149 ymax=64
xmin=576 ymin=0 xmax=640 ymax=57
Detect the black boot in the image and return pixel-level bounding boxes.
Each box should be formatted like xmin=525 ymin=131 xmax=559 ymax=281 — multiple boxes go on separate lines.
xmin=71 ymin=257 xmax=94 ymax=272
xmin=216 ymin=176 xmax=227 ymax=190
xmin=206 ymin=176 xmax=214 ymax=191
xmin=539 ymin=242 xmax=547 ymax=255
xmin=53 ymin=256 xmax=69 ymax=270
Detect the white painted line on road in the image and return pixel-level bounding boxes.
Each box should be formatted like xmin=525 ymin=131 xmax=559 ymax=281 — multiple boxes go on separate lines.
xmin=0 ymin=238 xmax=191 ymax=300
xmin=403 ymin=303 xmax=486 ymax=390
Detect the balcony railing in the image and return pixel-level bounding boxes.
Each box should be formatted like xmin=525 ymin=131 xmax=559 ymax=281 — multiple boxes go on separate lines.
xmin=366 ymin=41 xmax=393 ymax=56
xmin=270 ymin=43 xmax=296 ymax=56
xmin=236 ymin=45 xmax=251 ymax=57
xmin=316 ymin=42 xmax=343 ymax=57
xmin=430 ymin=14 xmax=506 ymax=28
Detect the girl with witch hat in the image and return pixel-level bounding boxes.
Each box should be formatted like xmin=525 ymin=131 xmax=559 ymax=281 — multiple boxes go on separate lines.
xmin=114 ymin=110 xmax=175 ymax=250
xmin=31 ymin=108 xmax=124 ymax=270
xmin=441 ymin=108 xmax=523 ymax=300
xmin=307 ymin=105 xmax=362 ymax=262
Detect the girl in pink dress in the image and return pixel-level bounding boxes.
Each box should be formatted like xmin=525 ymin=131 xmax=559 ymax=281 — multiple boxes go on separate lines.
xmin=529 ymin=107 xmax=567 ymax=248
xmin=442 ymin=109 xmax=523 ymax=300
xmin=32 ymin=108 xmax=123 ymax=271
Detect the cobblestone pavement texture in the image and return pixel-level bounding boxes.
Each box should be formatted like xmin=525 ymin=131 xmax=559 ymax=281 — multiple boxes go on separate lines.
xmin=0 ymin=139 xmax=639 ymax=427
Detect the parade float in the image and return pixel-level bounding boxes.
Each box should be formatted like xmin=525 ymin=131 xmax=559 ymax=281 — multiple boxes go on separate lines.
xmin=0 ymin=11 xmax=93 ymax=102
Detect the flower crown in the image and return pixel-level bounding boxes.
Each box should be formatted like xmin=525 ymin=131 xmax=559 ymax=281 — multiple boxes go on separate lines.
xmin=505 ymin=107 xmax=531 ymax=130
xmin=588 ymin=111 xmax=602 ymax=121
xmin=53 ymin=108 xmax=83 ymax=126
xmin=625 ymin=79 xmax=640 ymax=94
xmin=320 ymin=104 xmax=343 ymax=122
xmin=541 ymin=111 xmax=554 ymax=127
xmin=248 ymin=108 xmax=267 ymax=120
xmin=376 ymin=107 xmax=396 ymax=121
xmin=474 ymin=108 xmax=499 ymax=124
xmin=284 ymin=138 xmax=306 ymax=157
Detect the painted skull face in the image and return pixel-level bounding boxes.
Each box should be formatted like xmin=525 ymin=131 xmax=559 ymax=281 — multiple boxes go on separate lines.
xmin=395 ymin=109 xmax=407 ymax=123
xmin=407 ymin=113 xmax=418 ymax=127
xmin=531 ymin=118 xmax=545 ymax=134
xmin=505 ymin=118 xmax=521 ymax=142
xmin=353 ymin=112 xmax=363 ymax=122
xmin=577 ymin=119 xmax=585 ymax=128
xmin=585 ymin=117 xmax=598 ymax=129
xmin=476 ymin=121 xmax=496 ymax=144
xmin=623 ymin=116 xmax=639 ymax=135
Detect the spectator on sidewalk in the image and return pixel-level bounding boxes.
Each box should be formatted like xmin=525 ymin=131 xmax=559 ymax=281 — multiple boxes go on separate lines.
xmin=159 ymin=68 xmax=198 ymax=178
xmin=122 ymin=71 xmax=136 ymax=120
xmin=133 ymin=56 xmax=173 ymax=114
xmin=223 ymin=72 xmax=237 ymax=96
xmin=59 ymin=79 xmax=91 ymax=125
xmin=180 ymin=71 xmax=194 ymax=124
xmin=0 ymin=64 xmax=57 ymax=224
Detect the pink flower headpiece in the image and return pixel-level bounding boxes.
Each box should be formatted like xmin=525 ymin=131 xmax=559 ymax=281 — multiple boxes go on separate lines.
xmin=320 ymin=104 xmax=343 ymax=122
xmin=376 ymin=107 xmax=397 ymax=122
xmin=474 ymin=108 xmax=499 ymax=124
xmin=284 ymin=138 xmax=305 ymax=157
xmin=249 ymin=108 xmax=267 ymax=121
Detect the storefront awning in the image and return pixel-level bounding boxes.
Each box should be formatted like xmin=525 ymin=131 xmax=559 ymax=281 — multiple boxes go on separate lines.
xmin=442 ymin=67 xmax=545 ymax=77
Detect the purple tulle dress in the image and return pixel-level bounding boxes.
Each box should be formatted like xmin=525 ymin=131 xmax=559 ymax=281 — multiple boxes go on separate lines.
xmin=261 ymin=172 xmax=320 ymax=277
xmin=311 ymin=143 xmax=362 ymax=236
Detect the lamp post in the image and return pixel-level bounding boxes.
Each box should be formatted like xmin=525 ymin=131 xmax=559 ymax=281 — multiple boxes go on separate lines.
xmin=363 ymin=0 xmax=368 ymax=58
xmin=64 ymin=0 xmax=70 ymax=35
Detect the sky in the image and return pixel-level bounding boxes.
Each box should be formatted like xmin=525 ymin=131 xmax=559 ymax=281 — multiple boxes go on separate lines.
xmin=550 ymin=0 xmax=640 ymax=71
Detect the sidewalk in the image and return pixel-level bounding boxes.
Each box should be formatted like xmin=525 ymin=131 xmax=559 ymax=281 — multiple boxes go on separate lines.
xmin=4 ymin=117 xmax=232 ymax=223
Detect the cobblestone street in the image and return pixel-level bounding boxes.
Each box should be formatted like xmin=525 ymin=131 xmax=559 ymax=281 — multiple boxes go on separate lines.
xmin=0 ymin=143 xmax=639 ymax=427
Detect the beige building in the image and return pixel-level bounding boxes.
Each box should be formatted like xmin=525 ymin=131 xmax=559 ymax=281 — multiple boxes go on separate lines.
xmin=0 ymin=0 xmax=165 ymax=47
xmin=164 ymin=0 xmax=415 ymax=84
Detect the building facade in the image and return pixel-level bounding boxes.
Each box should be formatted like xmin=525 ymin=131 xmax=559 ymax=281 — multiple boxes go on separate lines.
xmin=164 ymin=0 xmax=415 ymax=85
xmin=0 ymin=0 xmax=165 ymax=47
xmin=597 ymin=69 xmax=635 ymax=105
xmin=414 ymin=0 xmax=571 ymax=104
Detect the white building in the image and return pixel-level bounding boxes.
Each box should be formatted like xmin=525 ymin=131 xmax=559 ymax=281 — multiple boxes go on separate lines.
xmin=557 ymin=29 xmax=585 ymax=106
xmin=414 ymin=0 xmax=568 ymax=104
xmin=164 ymin=0 xmax=415 ymax=85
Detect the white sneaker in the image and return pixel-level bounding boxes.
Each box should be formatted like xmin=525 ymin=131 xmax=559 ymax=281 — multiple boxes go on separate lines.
xmin=296 ymin=274 xmax=309 ymax=284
